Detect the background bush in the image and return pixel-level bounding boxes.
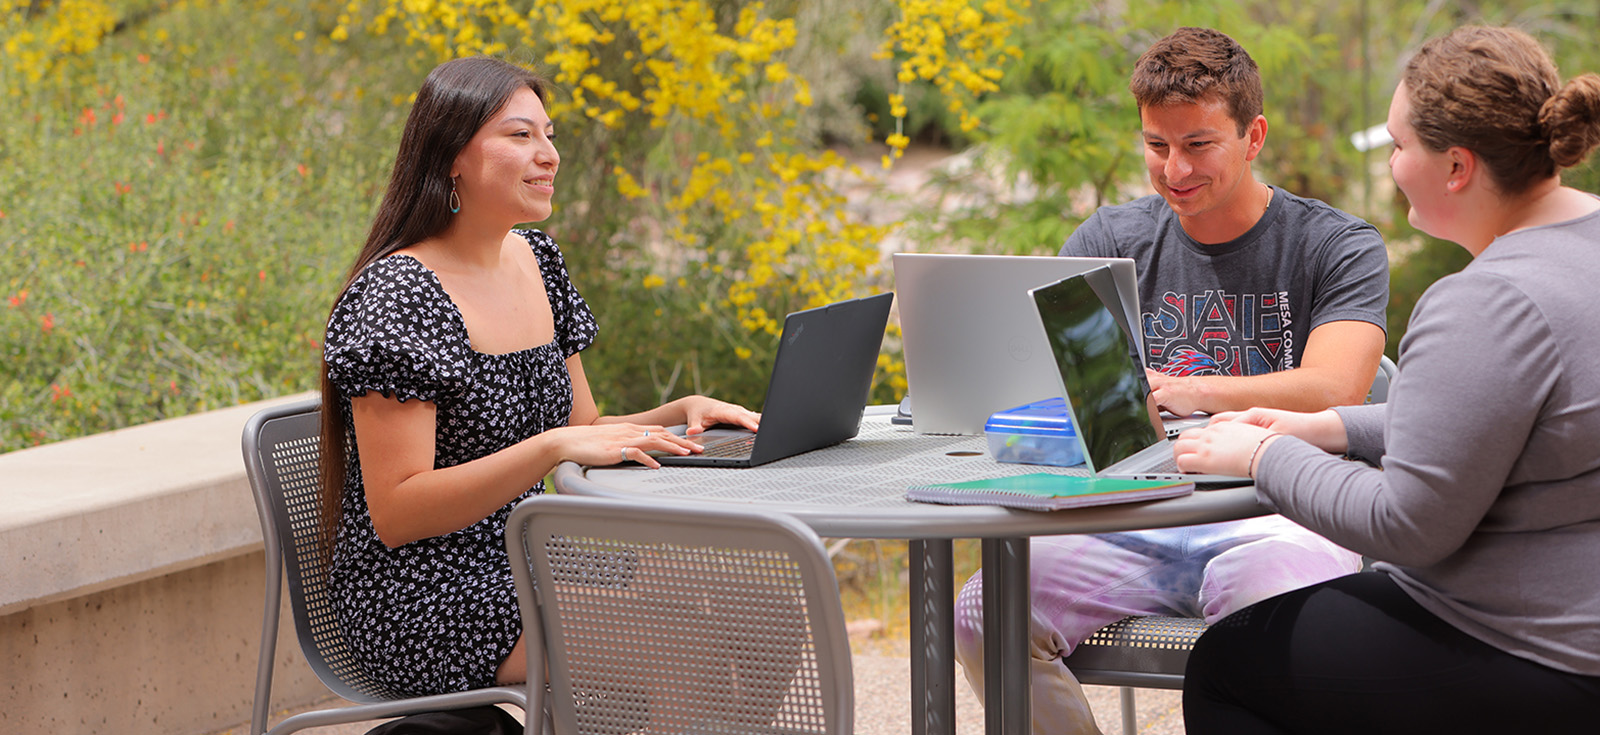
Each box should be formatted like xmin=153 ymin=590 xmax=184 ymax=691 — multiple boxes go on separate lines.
xmin=0 ymin=0 xmax=420 ymax=449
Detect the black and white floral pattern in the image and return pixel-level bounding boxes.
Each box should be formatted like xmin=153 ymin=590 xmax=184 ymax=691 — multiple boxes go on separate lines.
xmin=323 ymin=229 xmax=597 ymax=696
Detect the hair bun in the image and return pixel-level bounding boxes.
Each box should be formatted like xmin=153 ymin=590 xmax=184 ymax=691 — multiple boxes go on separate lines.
xmin=1539 ymin=73 xmax=1600 ymax=169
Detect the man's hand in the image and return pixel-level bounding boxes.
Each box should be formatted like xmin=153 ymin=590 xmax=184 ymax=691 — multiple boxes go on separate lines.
xmin=1147 ymin=369 xmax=1209 ymax=417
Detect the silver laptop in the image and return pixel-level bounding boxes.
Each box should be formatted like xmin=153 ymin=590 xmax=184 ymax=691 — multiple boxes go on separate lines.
xmin=1028 ymin=269 xmax=1250 ymax=484
xmin=654 ymin=292 xmax=893 ymax=468
xmin=893 ymin=253 xmax=1140 ymax=435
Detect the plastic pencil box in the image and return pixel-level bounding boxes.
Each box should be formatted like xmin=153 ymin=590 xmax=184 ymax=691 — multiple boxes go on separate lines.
xmin=983 ymin=397 xmax=1085 ymax=468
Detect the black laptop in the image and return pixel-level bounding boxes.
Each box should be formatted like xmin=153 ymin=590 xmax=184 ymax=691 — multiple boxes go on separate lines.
xmin=655 ymin=292 xmax=894 ymax=467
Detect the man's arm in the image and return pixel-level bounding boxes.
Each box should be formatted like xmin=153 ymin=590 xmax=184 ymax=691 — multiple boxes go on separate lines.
xmin=1148 ymin=320 xmax=1386 ymax=415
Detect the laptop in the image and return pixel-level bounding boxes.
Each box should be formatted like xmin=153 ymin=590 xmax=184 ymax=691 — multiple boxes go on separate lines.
xmin=1028 ymin=269 xmax=1251 ymax=484
xmin=892 ymin=253 xmax=1141 ymax=435
xmin=655 ymin=292 xmax=894 ymax=468
xmin=1071 ymin=263 xmax=1209 ymax=438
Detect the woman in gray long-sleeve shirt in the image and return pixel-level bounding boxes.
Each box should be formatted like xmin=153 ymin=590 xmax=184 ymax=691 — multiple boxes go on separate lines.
xmin=1175 ymin=26 xmax=1600 ymax=733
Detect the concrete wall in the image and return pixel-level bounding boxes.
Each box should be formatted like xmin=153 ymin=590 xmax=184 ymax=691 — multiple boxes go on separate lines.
xmin=1 ymin=393 xmax=330 ymax=735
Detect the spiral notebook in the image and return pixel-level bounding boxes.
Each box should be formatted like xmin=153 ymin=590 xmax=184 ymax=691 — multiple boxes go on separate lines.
xmin=906 ymin=473 xmax=1193 ymax=511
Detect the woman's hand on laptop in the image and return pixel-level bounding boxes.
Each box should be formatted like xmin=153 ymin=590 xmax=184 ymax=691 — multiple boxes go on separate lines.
xmin=1172 ymin=421 xmax=1281 ymax=479
xmin=678 ymin=395 xmax=761 ymax=436
xmin=1207 ymin=408 xmax=1348 ymax=455
xmin=551 ymin=423 xmax=701 ymax=469
xmin=1174 ymin=407 xmax=1352 ymax=477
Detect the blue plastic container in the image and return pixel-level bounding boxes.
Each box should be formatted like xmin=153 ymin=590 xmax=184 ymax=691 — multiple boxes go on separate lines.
xmin=984 ymin=397 xmax=1085 ymax=468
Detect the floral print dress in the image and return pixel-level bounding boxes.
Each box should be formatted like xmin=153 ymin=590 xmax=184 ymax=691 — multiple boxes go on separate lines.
xmin=323 ymin=229 xmax=597 ymax=695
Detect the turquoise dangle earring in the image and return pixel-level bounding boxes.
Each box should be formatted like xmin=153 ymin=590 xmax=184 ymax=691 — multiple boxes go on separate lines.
xmin=448 ymin=178 xmax=461 ymax=214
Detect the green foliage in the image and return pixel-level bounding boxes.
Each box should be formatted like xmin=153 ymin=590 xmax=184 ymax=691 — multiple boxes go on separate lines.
xmin=907 ymin=1 xmax=1350 ymax=256
xmin=1 ymin=0 xmax=911 ymax=452
xmin=909 ymin=0 xmax=1600 ymax=358
xmin=10 ymin=0 xmax=1600 ymax=453
xmin=0 ymin=1 xmax=419 ymax=450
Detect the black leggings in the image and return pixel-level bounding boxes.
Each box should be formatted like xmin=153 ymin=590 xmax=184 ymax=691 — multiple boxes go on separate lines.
xmin=1184 ymin=572 xmax=1600 ymax=734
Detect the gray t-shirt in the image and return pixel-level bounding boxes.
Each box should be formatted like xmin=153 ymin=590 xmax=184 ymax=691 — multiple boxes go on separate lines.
xmin=1260 ymin=208 xmax=1600 ymax=676
xmin=1060 ymin=187 xmax=1388 ymax=376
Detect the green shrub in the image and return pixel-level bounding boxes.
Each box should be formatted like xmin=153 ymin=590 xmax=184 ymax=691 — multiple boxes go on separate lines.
xmin=0 ymin=0 xmax=419 ymax=450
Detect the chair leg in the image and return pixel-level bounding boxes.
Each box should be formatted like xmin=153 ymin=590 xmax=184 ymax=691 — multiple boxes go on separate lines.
xmin=1119 ymin=687 xmax=1137 ymax=735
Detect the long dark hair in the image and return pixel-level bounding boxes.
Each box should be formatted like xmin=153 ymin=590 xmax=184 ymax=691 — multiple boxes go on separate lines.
xmin=318 ymin=57 xmax=548 ymax=550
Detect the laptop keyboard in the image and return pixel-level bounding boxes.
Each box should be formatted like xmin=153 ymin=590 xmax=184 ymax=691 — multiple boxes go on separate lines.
xmin=699 ymin=434 xmax=757 ymax=458
xmin=1146 ymin=454 xmax=1181 ymax=474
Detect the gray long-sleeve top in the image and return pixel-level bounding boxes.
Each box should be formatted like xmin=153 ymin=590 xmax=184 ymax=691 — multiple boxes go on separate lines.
xmin=1254 ymin=208 xmax=1600 ymax=677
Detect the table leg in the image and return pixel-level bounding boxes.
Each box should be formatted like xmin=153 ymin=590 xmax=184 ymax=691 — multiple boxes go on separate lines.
xmin=909 ymin=539 xmax=956 ymax=735
xmin=982 ymin=537 xmax=1032 ymax=735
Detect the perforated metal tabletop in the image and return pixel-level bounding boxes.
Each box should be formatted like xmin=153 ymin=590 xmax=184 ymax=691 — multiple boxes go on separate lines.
xmin=555 ymin=408 xmax=1265 ymax=539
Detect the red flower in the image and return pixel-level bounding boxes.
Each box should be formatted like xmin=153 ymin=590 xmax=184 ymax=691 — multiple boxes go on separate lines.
xmin=41 ymin=313 xmax=55 ymax=333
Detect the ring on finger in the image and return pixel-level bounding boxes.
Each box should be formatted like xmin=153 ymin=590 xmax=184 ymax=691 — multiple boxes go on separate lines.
xmin=643 ymin=430 xmax=650 ymax=438
xmin=620 ymin=447 xmax=628 ymax=462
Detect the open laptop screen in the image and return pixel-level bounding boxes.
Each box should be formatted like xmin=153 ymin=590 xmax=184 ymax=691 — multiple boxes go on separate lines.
xmin=891 ymin=253 xmax=1141 ymax=435
xmin=1030 ymin=269 xmax=1166 ymax=473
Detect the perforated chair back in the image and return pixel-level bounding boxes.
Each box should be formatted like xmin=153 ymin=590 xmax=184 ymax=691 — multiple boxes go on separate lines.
xmin=507 ymin=495 xmax=854 ymax=735
xmin=244 ymin=397 xmax=529 ymax=735
xmin=246 ymin=398 xmax=407 ymax=702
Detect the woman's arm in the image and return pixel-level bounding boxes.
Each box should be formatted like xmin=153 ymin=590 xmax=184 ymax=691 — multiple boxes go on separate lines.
xmin=1183 ymin=272 xmax=1554 ymax=566
xmin=356 ymin=353 xmax=759 ymax=548
xmin=352 ymin=392 xmax=698 ymax=548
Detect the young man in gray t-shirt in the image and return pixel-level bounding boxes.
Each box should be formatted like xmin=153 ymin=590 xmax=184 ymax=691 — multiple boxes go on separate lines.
xmin=1065 ymin=183 xmax=1389 ymax=404
xmin=951 ymin=28 xmax=1389 ymax=735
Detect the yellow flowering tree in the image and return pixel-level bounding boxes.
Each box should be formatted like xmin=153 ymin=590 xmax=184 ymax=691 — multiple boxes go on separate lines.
xmin=878 ymin=0 xmax=1028 ymax=168
xmin=0 ymin=0 xmax=117 ymax=93
xmin=0 ymin=0 xmax=1028 ymax=447
xmin=328 ymin=0 xmax=935 ymax=409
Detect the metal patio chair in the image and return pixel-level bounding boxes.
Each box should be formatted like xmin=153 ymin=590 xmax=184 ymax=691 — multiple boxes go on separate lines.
xmin=243 ymin=397 xmax=537 ymax=735
xmin=506 ymin=494 xmax=855 ymax=735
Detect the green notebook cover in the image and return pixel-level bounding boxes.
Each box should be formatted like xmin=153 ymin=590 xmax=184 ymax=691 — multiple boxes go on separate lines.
xmin=906 ymin=472 xmax=1193 ymax=511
